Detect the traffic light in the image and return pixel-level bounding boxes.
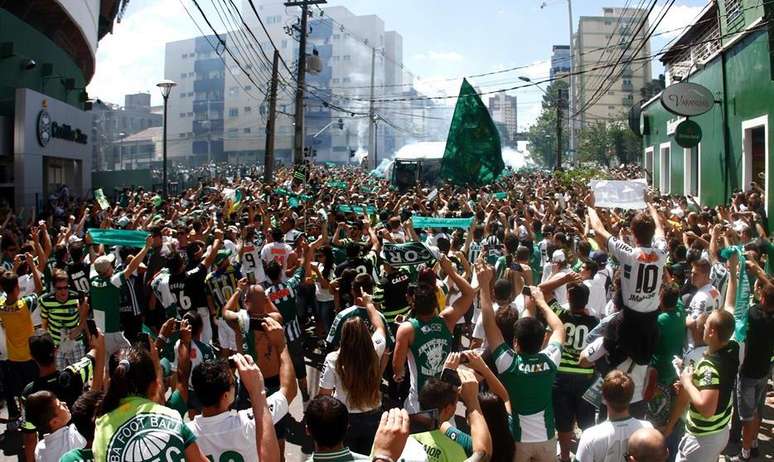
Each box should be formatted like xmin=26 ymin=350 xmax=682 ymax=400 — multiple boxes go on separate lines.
xmin=337 ymin=118 xmax=344 ymax=130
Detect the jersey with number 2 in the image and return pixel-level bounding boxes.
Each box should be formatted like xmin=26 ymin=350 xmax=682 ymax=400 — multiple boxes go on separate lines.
xmin=608 ymin=236 xmax=667 ymax=313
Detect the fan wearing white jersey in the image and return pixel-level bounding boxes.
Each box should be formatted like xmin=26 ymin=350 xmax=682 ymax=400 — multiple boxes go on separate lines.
xmin=686 ymin=258 xmax=722 ymax=346
xmin=188 ymin=318 xmax=296 ymax=462
xmin=576 ymin=370 xmax=653 ymax=462
xmin=239 ymin=225 xmax=267 ymax=285
xmin=586 ymin=194 xmax=667 ymax=365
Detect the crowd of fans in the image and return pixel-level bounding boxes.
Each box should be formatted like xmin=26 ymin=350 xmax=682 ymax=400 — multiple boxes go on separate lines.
xmin=0 ymin=162 xmax=771 ymax=462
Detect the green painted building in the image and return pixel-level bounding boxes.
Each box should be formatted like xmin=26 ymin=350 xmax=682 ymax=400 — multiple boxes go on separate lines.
xmin=639 ymin=0 xmax=774 ymax=225
xmin=0 ymin=1 xmax=124 ymax=209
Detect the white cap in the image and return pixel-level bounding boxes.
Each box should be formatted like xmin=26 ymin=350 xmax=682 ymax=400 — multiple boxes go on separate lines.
xmin=93 ymin=254 xmax=116 ymax=275
xmin=551 ymin=249 xmax=566 ymax=263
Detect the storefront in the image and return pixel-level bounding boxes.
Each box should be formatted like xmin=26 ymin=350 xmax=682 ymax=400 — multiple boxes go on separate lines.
xmin=638 ymin=1 xmax=774 ymax=227
xmin=13 ymin=88 xmax=91 ymax=209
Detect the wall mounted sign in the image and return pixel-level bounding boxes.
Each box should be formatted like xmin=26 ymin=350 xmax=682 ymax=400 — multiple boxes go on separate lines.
xmin=36 ymin=109 xmax=88 ymax=147
xmin=674 ymin=119 xmax=703 ymax=148
xmin=660 ymin=82 xmax=714 ymax=117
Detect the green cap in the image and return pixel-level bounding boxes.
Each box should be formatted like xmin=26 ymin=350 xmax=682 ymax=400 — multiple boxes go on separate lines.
xmin=214 ymin=249 xmax=232 ymax=265
xmin=717 ymin=246 xmax=739 ymax=262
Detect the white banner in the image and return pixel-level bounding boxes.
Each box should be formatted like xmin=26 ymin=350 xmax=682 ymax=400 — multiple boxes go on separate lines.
xmin=590 ymin=179 xmax=648 ymax=210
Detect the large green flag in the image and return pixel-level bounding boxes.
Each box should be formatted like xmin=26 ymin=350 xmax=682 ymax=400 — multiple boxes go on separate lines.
xmin=440 ymin=78 xmax=504 ymax=185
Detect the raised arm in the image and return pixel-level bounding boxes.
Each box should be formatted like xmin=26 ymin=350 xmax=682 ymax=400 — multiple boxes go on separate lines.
xmin=121 ymin=236 xmax=151 ymax=279
xmin=529 ymin=286 xmax=566 ymax=345
xmin=476 ymin=261 xmax=505 ymax=350
xmin=439 ymin=255 xmax=475 ymax=330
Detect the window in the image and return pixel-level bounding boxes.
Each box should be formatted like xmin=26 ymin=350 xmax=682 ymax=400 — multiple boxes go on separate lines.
xmin=267 ymin=15 xmax=282 ymax=24
xmin=244 ymin=106 xmax=252 ymax=113
xmin=342 ymin=77 xmax=351 ymax=83
xmin=333 ymin=34 xmax=340 ymax=40
xmin=725 ymin=0 xmax=743 ymax=27
xmin=179 ymin=113 xmax=186 ymax=118
xmin=180 ymin=73 xmax=187 ymax=79
xmin=684 ymin=146 xmax=700 ymax=197
xmin=229 ymin=108 xmax=239 ymax=117
xmin=245 ymin=85 xmax=252 ymax=91
xmin=343 ymin=55 xmax=351 ymax=61
xmin=332 ymin=56 xmax=340 ymax=62
xmin=659 ymin=143 xmax=671 ymax=194
xmin=244 ymin=128 xmax=251 ymax=133
xmin=332 ymin=78 xmax=340 ymax=84
xmin=187 ymin=112 xmax=193 ymax=117
xmin=179 ymin=134 xmax=187 ymax=138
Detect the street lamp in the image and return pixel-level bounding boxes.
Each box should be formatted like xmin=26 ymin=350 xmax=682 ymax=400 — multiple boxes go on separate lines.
xmin=117 ymin=132 xmax=126 ymax=170
xmin=156 ymin=79 xmax=177 ymax=198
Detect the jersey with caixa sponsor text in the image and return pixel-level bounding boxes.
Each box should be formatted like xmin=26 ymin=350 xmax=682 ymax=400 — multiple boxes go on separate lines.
xmin=607 ymin=236 xmax=668 ymax=313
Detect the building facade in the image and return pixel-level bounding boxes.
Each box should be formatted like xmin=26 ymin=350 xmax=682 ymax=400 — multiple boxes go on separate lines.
xmin=639 ymin=0 xmax=774 ymax=226
xmin=161 ymin=1 xmax=415 ymax=167
xmin=550 ymin=45 xmax=571 ymax=79
xmin=88 ymin=93 xmax=162 ymax=170
xmin=575 ymin=7 xmax=652 ymax=126
xmin=488 ymin=93 xmax=518 ymax=147
xmin=0 ymin=1 xmax=123 ymax=209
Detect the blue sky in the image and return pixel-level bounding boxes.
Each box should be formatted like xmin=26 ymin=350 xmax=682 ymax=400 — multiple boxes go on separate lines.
xmin=88 ymin=0 xmax=709 ymax=129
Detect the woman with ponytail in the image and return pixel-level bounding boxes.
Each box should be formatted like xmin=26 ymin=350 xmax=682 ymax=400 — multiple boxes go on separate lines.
xmin=318 ymin=284 xmax=388 ymax=455
xmin=93 ymin=347 xmax=208 ymax=461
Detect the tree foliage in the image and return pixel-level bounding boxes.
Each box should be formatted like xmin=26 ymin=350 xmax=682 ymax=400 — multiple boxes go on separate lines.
xmin=578 ymin=119 xmax=642 ymax=167
xmin=526 ymin=80 xmax=569 ymax=168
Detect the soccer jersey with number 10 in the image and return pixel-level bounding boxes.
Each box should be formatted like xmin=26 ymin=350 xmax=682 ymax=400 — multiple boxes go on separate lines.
xmin=607 ymin=236 xmax=667 ymax=313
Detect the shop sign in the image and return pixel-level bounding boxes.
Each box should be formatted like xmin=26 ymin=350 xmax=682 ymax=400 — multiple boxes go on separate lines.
xmin=37 ymin=109 xmax=88 ymax=147
xmin=661 ymin=82 xmax=714 ymax=117
xmin=674 ymin=119 xmax=702 ymax=148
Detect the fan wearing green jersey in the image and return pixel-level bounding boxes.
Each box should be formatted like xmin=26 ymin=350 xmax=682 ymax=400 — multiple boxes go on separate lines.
xmin=392 ymin=255 xmax=475 ymax=413
xmin=477 ymin=261 xmax=566 ymax=462
xmin=88 ymin=235 xmax=151 ymax=355
xmin=93 ymin=345 xmax=208 ymax=462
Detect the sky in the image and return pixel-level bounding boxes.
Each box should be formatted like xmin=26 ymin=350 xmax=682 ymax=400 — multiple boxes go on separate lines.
xmin=87 ymin=0 xmax=709 ymax=131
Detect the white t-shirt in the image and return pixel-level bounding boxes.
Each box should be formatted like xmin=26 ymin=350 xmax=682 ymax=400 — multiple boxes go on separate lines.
xmin=582 ymin=337 xmax=648 ymax=403
xmin=260 ymin=242 xmax=293 ymax=282
xmin=575 ymin=417 xmax=653 ymax=462
xmin=34 ymin=424 xmax=86 ymax=462
xmin=687 ymin=283 xmax=722 ymax=346
xmin=319 ymin=331 xmax=386 ymax=413
xmin=187 ymin=392 xmax=289 ymax=462
xmin=585 ymin=276 xmax=608 ymax=319
xmin=472 ymin=297 xmax=525 ymax=347
xmin=607 ymin=236 xmax=668 ymax=313
xmin=687 ymin=283 xmax=722 ymax=320
xmin=240 ymin=242 xmax=266 ymax=284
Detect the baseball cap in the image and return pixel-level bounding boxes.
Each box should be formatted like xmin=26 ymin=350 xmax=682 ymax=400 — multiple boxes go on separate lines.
xmin=551 ymin=249 xmax=566 ymax=263
xmin=214 ymin=249 xmax=232 ymax=266
xmin=116 ymin=216 xmax=130 ymax=228
xmin=590 ymin=250 xmax=608 ymax=267
xmin=93 ymin=254 xmax=116 ymax=274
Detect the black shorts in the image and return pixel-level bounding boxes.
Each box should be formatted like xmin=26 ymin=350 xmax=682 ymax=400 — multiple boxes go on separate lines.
xmin=603 ymin=304 xmax=659 ymax=366
xmin=553 ymin=373 xmax=596 ymax=433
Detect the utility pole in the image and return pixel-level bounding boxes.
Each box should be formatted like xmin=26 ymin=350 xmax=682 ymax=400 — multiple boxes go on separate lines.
xmin=264 ymin=50 xmax=280 ymax=182
xmin=367 ymin=47 xmax=376 ymax=170
xmin=566 ymin=0 xmax=576 ymax=165
xmin=286 ymin=0 xmax=326 ymax=166
xmin=555 ymin=90 xmax=564 ymax=171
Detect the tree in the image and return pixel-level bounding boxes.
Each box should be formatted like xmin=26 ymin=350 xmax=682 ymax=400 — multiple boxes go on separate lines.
xmin=577 ymin=119 xmax=642 ymax=167
xmin=526 ymin=80 xmax=569 ymax=167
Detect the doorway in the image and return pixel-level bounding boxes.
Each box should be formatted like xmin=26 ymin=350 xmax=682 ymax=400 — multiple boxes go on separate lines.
xmin=742 ymin=115 xmax=768 ymax=214
xmin=659 ymin=143 xmax=671 ymax=194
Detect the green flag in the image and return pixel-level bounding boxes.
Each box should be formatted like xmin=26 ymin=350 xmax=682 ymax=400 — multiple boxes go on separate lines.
xmin=440 ymin=78 xmax=504 ymax=185
xmin=88 ymin=229 xmax=149 ymax=248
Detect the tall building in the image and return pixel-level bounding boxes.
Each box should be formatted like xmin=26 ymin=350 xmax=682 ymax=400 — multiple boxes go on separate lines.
xmin=574 ymin=7 xmax=652 ymax=126
xmin=161 ymin=1 xmax=411 ymax=166
xmin=550 ymin=45 xmax=571 ymax=79
xmin=488 ymin=94 xmax=518 ymax=147
xmin=163 ymin=35 xmax=226 ymax=166
xmin=0 ymin=1 xmax=124 ymax=208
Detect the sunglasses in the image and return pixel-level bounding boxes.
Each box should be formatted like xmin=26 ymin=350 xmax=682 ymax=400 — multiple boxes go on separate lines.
xmin=55 ymin=285 xmax=69 ymax=291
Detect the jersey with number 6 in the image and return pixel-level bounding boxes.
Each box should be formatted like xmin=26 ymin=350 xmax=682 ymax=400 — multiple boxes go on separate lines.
xmin=168 ymin=264 xmax=209 ymax=315
xmin=607 ymin=236 xmax=667 ymax=313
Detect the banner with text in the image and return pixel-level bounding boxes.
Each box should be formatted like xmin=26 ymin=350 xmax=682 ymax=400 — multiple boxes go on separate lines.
xmin=589 ymin=179 xmax=648 ymax=210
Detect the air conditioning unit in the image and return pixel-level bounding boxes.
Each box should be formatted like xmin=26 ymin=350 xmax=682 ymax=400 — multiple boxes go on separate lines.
xmin=306 ymin=52 xmax=322 ymax=74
